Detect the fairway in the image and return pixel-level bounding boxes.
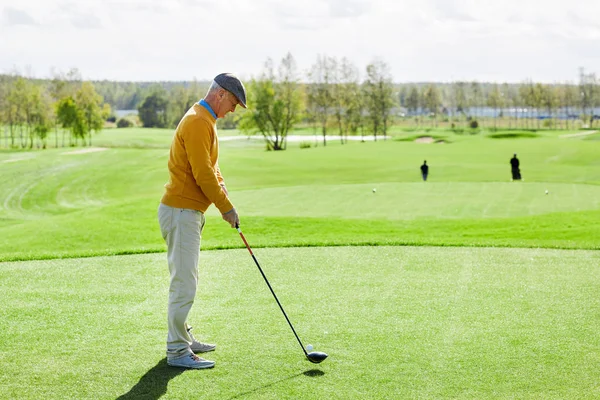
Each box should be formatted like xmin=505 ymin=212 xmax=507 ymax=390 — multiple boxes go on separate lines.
xmin=1 ymin=127 xmax=599 ymax=399
xmin=1 ymin=130 xmax=600 ymax=261
xmin=1 ymin=246 xmax=599 ymax=399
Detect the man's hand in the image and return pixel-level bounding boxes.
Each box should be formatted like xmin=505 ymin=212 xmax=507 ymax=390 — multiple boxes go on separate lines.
xmin=222 ymin=207 xmax=239 ymax=228
xmin=220 ymin=184 xmax=229 ymax=196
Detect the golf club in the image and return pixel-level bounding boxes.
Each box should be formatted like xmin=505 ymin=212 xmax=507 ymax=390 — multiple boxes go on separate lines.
xmin=236 ymin=225 xmax=328 ymax=364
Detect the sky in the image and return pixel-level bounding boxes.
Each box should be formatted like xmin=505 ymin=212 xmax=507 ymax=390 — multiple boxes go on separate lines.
xmin=1 ymin=0 xmax=599 ymax=83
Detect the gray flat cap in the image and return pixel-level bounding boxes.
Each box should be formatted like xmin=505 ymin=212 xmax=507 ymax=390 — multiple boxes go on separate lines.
xmin=214 ymin=73 xmax=247 ymax=108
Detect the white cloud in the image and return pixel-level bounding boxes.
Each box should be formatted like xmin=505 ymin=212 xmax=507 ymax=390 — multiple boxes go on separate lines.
xmin=0 ymin=0 xmax=599 ymax=82
xmin=2 ymin=6 xmax=37 ymax=26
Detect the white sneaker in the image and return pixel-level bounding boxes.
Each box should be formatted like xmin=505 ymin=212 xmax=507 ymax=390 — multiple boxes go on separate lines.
xmin=167 ymin=353 xmax=215 ymax=369
xmin=187 ymin=326 xmax=216 ymax=353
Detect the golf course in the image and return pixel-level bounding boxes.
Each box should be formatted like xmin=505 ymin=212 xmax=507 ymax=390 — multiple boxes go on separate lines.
xmin=1 ymin=127 xmax=599 ymax=399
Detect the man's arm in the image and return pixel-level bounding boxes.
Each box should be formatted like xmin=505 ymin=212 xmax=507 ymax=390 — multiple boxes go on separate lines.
xmin=184 ymin=119 xmax=233 ymax=214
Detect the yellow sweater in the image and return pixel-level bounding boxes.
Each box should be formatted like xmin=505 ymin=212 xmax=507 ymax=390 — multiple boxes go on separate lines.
xmin=160 ymin=103 xmax=234 ymax=214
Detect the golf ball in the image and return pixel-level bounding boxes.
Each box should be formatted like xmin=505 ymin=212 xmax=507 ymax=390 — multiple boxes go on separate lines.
xmin=372 ymin=188 xmax=376 ymax=193
xmin=306 ymin=344 xmax=313 ymax=351
xmin=545 ymin=190 xmax=549 ymax=195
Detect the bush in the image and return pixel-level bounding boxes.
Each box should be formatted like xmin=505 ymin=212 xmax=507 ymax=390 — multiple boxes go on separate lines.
xmin=106 ymin=115 xmax=117 ymax=123
xmin=299 ymin=141 xmax=312 ymax=149
xmin=117 ymin=118 xmax=133 ymax=128
xmin=469 ymin=120 xmax=479 ymax=129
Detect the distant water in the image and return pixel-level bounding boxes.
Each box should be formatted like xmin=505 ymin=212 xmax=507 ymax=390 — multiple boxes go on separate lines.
xmin=407 ymin=106 xmax=600 ymax=119
xmin=115 ymin=109 xmax=138 ymax=118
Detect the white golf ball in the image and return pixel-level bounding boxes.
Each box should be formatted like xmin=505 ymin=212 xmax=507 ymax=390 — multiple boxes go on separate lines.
xmin=372 ymin=188 xmax=376 ymax=193
xmin=545 ymin=190 xmax=549 ymax=195
xmin=306 ymin=344 xmax=313 ymax=351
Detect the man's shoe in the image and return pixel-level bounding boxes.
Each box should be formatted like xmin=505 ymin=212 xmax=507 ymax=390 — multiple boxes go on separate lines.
xmin=190 ymin=341 xmax=216 ymax=353
xmin=167 ymin=353 xmax=215 ymax=369
xmin=187 ymin=326 xmax=216 ymax=353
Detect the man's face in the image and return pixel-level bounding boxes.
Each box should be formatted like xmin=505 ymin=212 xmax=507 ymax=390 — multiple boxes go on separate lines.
xmin=216 ymin=90 xmax=238 ymax=118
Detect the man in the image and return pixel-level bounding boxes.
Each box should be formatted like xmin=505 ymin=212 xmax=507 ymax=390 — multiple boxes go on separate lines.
xmin=420 ymin=160 xmax=429 ymax=181
xmin=510 ymin=153 xmax=521 ymax=180
xmin=157 ymin=73 xmax=246 ymax=369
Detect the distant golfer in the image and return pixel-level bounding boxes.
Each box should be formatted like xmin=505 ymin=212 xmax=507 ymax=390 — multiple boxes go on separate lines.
xmin=157 ymin=73 xmax=246 ymax=369
xmin=510 ymin=153 xmax=521 ymax=180
xmin=420 ymin=160 xmax=429 ymax=181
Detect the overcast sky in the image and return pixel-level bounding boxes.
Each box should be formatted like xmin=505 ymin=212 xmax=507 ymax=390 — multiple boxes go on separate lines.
xmin=1 ymin=0 xmax=599 ymax=83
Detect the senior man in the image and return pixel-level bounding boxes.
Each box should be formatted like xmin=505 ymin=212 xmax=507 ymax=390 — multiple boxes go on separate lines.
xmin=157 ymin=73 xmax=246 ymax=369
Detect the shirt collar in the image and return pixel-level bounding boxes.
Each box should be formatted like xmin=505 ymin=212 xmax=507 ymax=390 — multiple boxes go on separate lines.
xmin=198 ymin=99 xmax=217 ymax=119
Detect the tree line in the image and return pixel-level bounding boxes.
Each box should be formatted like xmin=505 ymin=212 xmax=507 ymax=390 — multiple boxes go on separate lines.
xmin=1 ymin=60 xmax=598 ymax=151
xmin=0 ymin=69 xmax=110 ymax=148
xmin=238 ymin=56 xmax=599 ymax=150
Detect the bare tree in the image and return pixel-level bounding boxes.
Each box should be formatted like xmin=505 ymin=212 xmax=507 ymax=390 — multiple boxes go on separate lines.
xmin=423 ymin=84 xmax=441 ymax=127
xmin=451 ymin=82 xmax=468 ymax=129
xmin=406 ymin=85 xmax=421 ymax=128
xmin=363 ymin=59 xmax=395 ymax=141
xmin=487 ymin=84 xmax=504 ymax=130
xmin=307 ymin=54 xmax=335 ymax=146
xmin=339 ymin=58 xmax=362 ymax=143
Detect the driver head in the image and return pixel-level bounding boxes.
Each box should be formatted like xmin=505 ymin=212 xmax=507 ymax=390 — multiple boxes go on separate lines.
xmin=306 ymin=351 xmax=328 ymax=364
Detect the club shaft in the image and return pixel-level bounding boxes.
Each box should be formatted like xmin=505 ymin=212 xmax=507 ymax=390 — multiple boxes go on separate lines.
xmin=237 ymin=228 xmax=308 ymax=356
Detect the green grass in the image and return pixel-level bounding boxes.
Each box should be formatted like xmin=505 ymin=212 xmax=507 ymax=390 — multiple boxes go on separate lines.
xmin=1 ymin=131 xmax=599 ymax=261
xmin=2 ymin=127 xmax=600 ymax=398
xmin=1 ymin=247 xmax=599 ymax=399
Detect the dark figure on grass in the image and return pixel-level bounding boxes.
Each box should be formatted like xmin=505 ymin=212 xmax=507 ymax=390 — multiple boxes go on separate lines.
xmin=420 ymin=160 xmax=429 ymax=181
xmin=510 ymin=153 xmax=522 ymax=181
xmin=157 ymin=73 xmax=246 ymax=370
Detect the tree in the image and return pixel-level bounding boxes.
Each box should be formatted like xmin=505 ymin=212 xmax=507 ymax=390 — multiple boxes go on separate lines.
xmin=48 ymin=68 xmax=82 ymax=147
xmin=539 ymin=84 xmax=559 ymax=129
xmin=239 ymin=53 xmax=302 ymax=151
xmin=579 ymin=68 xmax=598 ymax=128
xmin=487 ymin=84 xmax=505 ymax=129
xmin=169 ymin=85 xmax=196 ymax=127
xmin=75 ymin=81 xmax=106 ymax=145
xmin=56 ymin=96 xmax=85 ymax=145
xmin=307 ymin=54 xmax=335 ymax=146
xmin=338 ymin=58 xmax=362 ymax=143
xmin=423 ymin=84 xmax=441 ymax=127
xmin=27 ymin=84 xmax=53 ymax=148
xmin=363 ymin=59 xmax=395 ymax=140
xmin=406 ymin=85 xmax=421 ymax=127
xmin=451 ymin=82 xmax=468 ymax=128
xmin=519 ymin=81 xmax=538 ymax=129
xmin=562 ymin=84 xmax=579 ymax=130
xmin=138 ymin=90 xmax=169 ymax=128
xmin=7 ymin=76 xmax=28 ymax=147
xmin=470 ymin=81 xmax=482 ymax=125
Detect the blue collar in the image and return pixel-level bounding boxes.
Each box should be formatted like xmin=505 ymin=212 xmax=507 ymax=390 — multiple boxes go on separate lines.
xmin=198 ymin=99 xmax=217 ymax=119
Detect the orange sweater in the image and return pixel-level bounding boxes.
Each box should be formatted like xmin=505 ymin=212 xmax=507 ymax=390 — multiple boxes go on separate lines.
xmin=160 ymin=103 xmax=233 ymax=214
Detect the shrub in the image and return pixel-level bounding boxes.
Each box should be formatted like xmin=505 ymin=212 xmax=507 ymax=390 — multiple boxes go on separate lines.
xmin=469 ymin=120 xmax=479 ymax=129
xmin=117 ymin=118 xmax=133 ymax=128
xmin=299 ymin=141 xmax=312 ymax=149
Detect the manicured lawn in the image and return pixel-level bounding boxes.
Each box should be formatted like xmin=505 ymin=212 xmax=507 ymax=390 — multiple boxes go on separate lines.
xmin=1 ymin=247 xmax=599 ymax=399
xmin=1 ymin=127 xmax=599 ymax=398
xmin=1 ymin=131 xmax=599 ymax=261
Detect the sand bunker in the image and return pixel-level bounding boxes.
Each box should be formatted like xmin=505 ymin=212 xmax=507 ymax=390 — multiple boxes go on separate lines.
xmin=62 ymin=147 xmax=108 ymax=155
xmin=415 ymin=136 xmax=435 ymax=143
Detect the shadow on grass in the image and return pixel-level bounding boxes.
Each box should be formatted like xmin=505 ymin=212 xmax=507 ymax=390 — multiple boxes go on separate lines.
xmin=115 ymin=358 xmax=185 ymax=400
xmin=228 ymin=369 xmax=325 ymax=399
xmin=488 ymin=132 xmax=539 ymax=139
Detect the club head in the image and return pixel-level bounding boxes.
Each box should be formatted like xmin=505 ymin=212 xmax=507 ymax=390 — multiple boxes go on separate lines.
xmin=306 ymin=351 xmax=328 ymax=364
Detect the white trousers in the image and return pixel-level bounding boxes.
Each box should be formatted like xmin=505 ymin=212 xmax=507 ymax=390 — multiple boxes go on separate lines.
xmin=157 ymin=203 xmax=205 ymax=358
